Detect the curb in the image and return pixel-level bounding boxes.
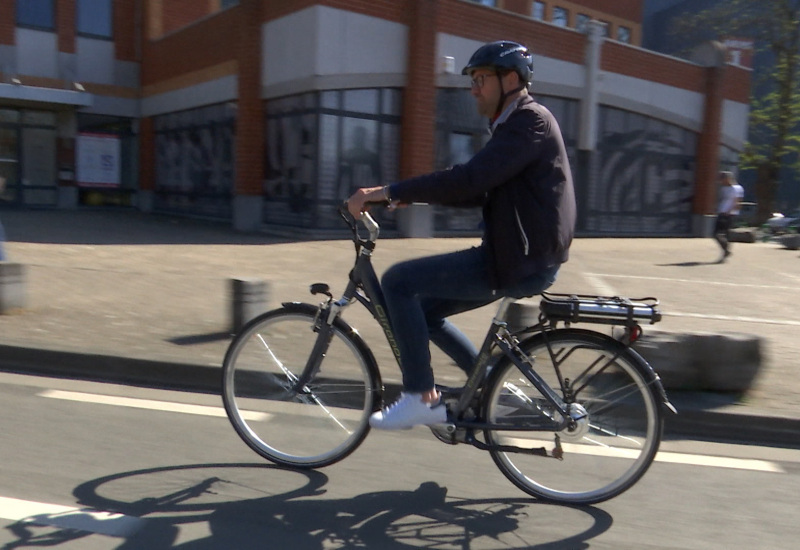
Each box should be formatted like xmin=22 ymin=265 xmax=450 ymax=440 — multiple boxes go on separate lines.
xmin=2 ymin=344 xmax=799 ymax=447
xmin=0 ymin=345 xmax=221 ymax=395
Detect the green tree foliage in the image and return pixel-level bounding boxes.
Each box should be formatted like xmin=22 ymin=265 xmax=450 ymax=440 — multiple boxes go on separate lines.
xmin=673 ymin=0 xmax=800 ymax=222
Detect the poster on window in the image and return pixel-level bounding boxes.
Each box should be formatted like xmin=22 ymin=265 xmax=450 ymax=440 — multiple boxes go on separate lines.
xmin=76 ymin=133 xmax=121 ymax=187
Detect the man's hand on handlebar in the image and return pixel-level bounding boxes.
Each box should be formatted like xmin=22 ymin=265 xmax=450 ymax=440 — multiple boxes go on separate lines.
xmin=346 ymin=186 xmax=400 ymax=218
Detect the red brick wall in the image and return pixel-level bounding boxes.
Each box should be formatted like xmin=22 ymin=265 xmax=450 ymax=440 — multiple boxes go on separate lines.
xmin=142 ymin=7 xmax=239 ymax=86
xmin=601 ymin=41 xmax=705 ymax=94
xmin=161 ymin=0 xmax=214 ymax=36
xmin=115 ymin=0 xmax=139 ymax=62
xmin=0 ymin=1 xmax=14 ymax=45
xmin=400 ymin=0 xmax=438 ymax=178
xmin=235 ymin=0 xmax=264 ymax=196
xmin=57 ymin=0 xmax=76 ymax=54
xmin=316 ymin=0 xmax=406 ymax=22
xmin=722 ymin=64 xmax=752 ymax=104
xmin=693 ymin=65 xmax=725 ymax=216
xmin=567 ymin=0 xmax=642 ymax=22
xmin=438 ymin=0 xmax=585 ymax=66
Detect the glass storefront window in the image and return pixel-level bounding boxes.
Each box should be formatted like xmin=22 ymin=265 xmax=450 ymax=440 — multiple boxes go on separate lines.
xmin=153 ymin=104 xmax=236 ymax=220
xmin=343 ymin=89 xmax=379 ymax=115
xmin=21 ymin=111 xmax=56 ymax=127
xmin=0 ymin=110 xmax=20 ymax=124
xmin=0 ymin=109 xmax=58 ymax=206
xmin=265 ymin=89 xmax=401 ymax=229
xmin=0 ymin=128 xmax=18 ymax=204
xmin=589 ymin=106 xmax=697 ymax=234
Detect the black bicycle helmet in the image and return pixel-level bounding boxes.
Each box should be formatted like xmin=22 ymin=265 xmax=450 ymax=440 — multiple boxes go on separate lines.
xmin=461 ymin=40 xmax=534 ymax=85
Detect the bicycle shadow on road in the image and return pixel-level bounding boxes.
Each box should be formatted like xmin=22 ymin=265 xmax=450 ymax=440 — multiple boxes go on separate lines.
xmin=2 ymin=463 xmax=613 ymax=549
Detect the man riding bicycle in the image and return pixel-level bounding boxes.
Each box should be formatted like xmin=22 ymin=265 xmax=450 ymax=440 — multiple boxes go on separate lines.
xmin=347 ymin=40 xmax=576 ymax=430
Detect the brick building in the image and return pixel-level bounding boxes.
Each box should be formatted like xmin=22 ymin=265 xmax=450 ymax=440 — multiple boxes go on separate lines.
xmin=0 ymin=0 xmax=751 ymax=236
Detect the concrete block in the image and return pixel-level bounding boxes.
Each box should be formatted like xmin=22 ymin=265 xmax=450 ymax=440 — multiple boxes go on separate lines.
xmin=230 ymin=278 xmax=269 ymax=333
xmin=778 ymin=234 xmax=800 ymax=250
xmin=635 ymin=331 xmax=762 ymax=393
xmin=690 ymin=332 xmax=761 ymax=392
xmin=634 ymin=332 xmax=700 ymax=390
xmin=729 ymin=228 xmax=756 ymax=243
xmin=0 ymin=262 xmax=26 ymax=313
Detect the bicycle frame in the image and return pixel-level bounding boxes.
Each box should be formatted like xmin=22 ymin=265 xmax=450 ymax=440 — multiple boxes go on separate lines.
xmin=307 ymin=210 xmax=576 ymax=431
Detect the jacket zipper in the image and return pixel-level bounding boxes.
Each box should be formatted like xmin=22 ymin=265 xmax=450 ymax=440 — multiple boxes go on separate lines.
xmin=514 ymin=206 xmax=530 ymax=256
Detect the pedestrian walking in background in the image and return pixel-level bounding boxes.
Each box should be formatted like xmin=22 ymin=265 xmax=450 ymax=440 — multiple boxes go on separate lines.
xmin=713 ymin=171 xmax=744 ymax=263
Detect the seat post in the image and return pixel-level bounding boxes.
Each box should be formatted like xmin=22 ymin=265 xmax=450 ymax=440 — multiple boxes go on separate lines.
xmin=492 ymin=296 xmax=517 ymax=324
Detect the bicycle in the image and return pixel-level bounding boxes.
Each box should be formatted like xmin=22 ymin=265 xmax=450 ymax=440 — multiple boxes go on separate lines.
xmin=222 ymin=206 xmax=676 ymax=505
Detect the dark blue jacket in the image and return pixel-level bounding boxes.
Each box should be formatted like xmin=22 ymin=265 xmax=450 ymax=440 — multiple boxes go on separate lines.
xmin=388 ymin=95 xmax=576 ymax=289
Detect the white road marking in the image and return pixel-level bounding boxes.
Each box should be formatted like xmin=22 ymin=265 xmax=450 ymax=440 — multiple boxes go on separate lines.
xmin=38 ymin=390 xmax=269 ymax=421
xmin=585 ymin=272 xmax=798 ymax=292
xmin=0 ymin=496 xmax=145 ymax=537
xmin=665 ymin=311 xmax=800 ymax=327
xmin=583 ymin=272 xmax=617 ymax=297
xmin=654 ymin=451 xmax=785 ymax=472
xmin=505 ymin=438 xmax=785 ymax=473
xmin=37 ymin=391 xmax=785 ymax=473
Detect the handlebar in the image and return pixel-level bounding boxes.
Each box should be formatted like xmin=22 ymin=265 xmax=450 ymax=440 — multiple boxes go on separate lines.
xmin=338 ymin=202 xmax=385 ymax=248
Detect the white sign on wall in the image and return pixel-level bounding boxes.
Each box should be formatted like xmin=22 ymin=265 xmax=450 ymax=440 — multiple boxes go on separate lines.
xmin=76 ymin=133 xmax=121 ymax=187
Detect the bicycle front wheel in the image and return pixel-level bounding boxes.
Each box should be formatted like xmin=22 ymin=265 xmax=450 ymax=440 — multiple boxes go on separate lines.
xmin=222 ymin=303 xmax=381 ymax=468
xmin=483 ymin=329 xmax=663 ymax=505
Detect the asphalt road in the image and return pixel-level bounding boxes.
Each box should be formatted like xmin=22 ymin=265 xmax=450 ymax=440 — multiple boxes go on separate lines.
xmin=1 ymin=370 xmax=799 ymax=549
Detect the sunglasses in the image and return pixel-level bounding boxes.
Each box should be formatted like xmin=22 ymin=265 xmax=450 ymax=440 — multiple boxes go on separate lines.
xmin=470 ymin=73 xmax=496 ymax=89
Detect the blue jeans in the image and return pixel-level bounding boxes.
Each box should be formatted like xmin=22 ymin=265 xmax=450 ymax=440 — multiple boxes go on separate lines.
xmin=381 ymin=246 xmax=559 ymax=392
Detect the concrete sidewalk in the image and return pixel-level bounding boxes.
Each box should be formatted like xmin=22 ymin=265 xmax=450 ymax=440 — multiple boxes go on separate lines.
xmin=1 ymin=209 xmax=799 ymax=446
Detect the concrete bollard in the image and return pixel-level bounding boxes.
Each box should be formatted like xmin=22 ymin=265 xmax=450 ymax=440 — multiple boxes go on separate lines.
xmin=778 ymin=234 xmax=800 ymax=250
xmin=502 ymin=300 xmax=763 ymax=393
xmin=634 ymin=331 xmax=762 ymax=393
xmin=0 ymin=262 xmax=26 ymax=314
xmin=728 ymin=228 xmax=756 ymax=243
xmin=230 ymin=278 xmax=269 ymax=333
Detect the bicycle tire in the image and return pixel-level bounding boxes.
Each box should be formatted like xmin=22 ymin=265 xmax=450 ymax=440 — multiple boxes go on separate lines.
xmin=222 ymin=303 xmax=381 ymax=468
xmin=482 ymin=328 xmax=663 ymax=505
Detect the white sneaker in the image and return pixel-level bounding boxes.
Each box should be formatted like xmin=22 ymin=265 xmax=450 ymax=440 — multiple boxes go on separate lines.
xmin=370 ymin=392 xmax=447 ymax=430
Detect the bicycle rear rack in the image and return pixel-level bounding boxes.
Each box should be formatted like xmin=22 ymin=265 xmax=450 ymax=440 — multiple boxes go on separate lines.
xmin=539 ymin=292 xmax=661 ymax=327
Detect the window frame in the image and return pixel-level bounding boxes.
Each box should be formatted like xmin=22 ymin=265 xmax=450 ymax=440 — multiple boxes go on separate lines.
xmin=16 ymin=0 xmax=56 ymax=31
xmin=552 ymin=6 xmax=569 ymax=28
xmin=617 ymin=26 xmax=632 ymax=44
xmin=531 ymin=1 xmax=545 ymax=20
xmin=76 ymin=0 xmax=114 ymax=39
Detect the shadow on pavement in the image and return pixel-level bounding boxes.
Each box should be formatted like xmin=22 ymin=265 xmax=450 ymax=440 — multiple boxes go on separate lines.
xmin=0 ymin=209 xmax=287 ymax=246
xmin=3 ymin=463 xmax=614 ymax=549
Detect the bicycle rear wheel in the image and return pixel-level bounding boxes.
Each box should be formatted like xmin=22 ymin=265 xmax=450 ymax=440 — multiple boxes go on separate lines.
xmin=222 ymin=303 xmax=381 ymax=468
xmin=483 ymin=328 xmax=663 ymax=504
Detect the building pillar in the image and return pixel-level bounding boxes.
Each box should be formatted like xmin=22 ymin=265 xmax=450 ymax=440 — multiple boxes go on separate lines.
xmin=56 ymin=111 xmax=77 ymax=209
xmin=691 ymin=41 xmax=727 ymax=236
xmin=397 ymin=0 xmax=438 ymax=237
xmin=56 ymin=0 xmax=76 ymax=54
xmin=575 ymin=20 xmax=605 ymax=233
xmin=138 ymin=117 xmax=155 ymax=212
xmin=233 ymin=0 xmax=264 ymax=232
xmin=578 ymin=20 xmax=604 ymax=152
xmin=145 ymin=0 xmax=164 ymax=40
